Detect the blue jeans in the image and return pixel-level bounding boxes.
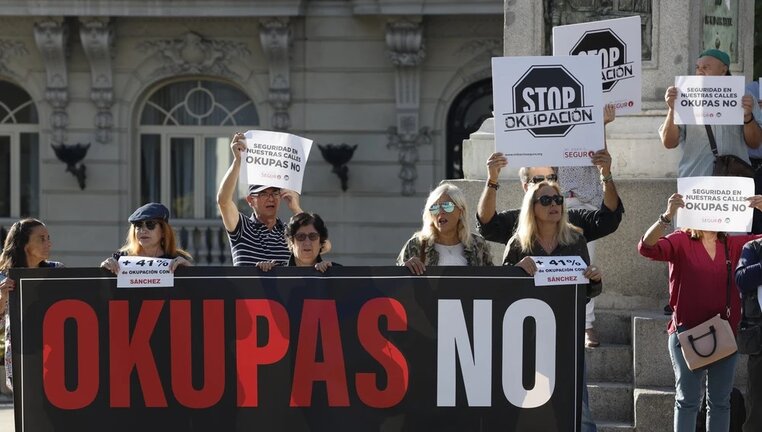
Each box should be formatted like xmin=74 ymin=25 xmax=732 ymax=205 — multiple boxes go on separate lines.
xmin=668 ymin=332 xmax=738 ymax=432
xmin=582 ymin=358 xmax=597 ymax=432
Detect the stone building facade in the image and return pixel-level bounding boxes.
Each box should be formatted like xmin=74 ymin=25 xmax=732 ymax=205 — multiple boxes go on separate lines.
xmin=0 ymin=0 xmax=503 ymax=266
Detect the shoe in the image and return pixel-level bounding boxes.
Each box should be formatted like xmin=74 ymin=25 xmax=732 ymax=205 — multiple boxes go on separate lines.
xmin=585 ymin=327 xmax=600 ymax=348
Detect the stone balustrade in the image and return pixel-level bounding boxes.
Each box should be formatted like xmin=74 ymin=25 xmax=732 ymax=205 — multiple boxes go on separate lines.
xmin=172 ymin=219 xmax=232 ymax=266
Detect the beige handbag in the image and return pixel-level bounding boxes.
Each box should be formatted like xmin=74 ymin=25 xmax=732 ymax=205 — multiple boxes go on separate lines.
xmin=676 ymin=239 xmax=737 ymax=371
xmin=678 ymin=314 xmax=737 ymax=371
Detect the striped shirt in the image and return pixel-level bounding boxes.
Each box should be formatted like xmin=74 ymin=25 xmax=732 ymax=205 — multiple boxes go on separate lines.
xmin=227 ymin=213 xmax=290 ymax=266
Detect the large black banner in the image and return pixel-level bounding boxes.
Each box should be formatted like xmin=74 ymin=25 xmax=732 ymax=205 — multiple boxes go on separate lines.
xmin=9 ymin=266 xmax=584 ymax=432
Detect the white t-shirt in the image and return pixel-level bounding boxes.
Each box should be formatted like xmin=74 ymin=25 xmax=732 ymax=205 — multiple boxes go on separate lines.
xmin=434 ymin=243 xmax=468 ymax=266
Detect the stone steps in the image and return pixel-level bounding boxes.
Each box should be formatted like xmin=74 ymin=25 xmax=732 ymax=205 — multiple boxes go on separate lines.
xmin=597 ymin=421 xmax=636 ymax=432
xmin=588 ymin=382 xmax=633 ymax=424
xmin=585 ymin=309 xmax=635 ymax=429
xmin=587 ymin=344 xmax=632 ymax=383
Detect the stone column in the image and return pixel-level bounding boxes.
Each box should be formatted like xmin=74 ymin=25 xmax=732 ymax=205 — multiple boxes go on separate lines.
xmin=259 ymin=17 xmax=292 ymax=131
xmin=385 ymin=18 xmax=430 ymax=196
xmin=34 ymin=17 xmax=69 ymax=145
xmin=80 ymin=17 xmax=114 ymax=144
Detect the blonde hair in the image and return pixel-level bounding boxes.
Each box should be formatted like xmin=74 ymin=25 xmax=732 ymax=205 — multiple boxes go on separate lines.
xmin=515 ymin=181 xmax=581 ymax=253
xmin=414 ymin=184 xmax=472 ymax=248
xmin=117 ymin=220 xmax=191 ymax=260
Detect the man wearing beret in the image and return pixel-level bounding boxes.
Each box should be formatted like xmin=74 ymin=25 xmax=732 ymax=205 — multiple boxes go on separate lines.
xmin=217 ymin=132 xmax=303 ymax=266
xmin=659 ymin=49 xmax=762 ymax=177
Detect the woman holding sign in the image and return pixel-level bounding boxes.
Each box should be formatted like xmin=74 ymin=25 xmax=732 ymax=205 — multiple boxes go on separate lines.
xmin=0 ymin=218 xmax=63 ymax=391
xmin=639 ymin=193 xmax=762 ymax=432
xmin=256 ymin=212 xmax=336 ymax=272
xmin=100 ymin=202 xmax=193 ymax=273
xmin=503 ymin=180 xmax=603 ymax=293
xmin=503 ymin=180 xmax=601 ymax=432
xmin=397 ymin=184 xmax=493 ymax=274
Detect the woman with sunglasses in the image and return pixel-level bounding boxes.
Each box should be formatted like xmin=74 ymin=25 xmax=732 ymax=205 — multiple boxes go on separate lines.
xmin=0 ymin=218 xmax=62 ymax=391
xmin=256 ymin=212 xmax=335 ymax=272
xmin=503 ymin=180 xmax=601 ymax=432
xmin=100 ymin=203 xmax=192 ymax=274
xmin=504 ymin=180 xmax=602 ymax=297
xmin=397 ymin=184 xmax=493 ymax=274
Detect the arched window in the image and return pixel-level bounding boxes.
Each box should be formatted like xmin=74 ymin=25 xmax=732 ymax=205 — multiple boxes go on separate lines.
xmin=0 ymin=80 xmax=39 ymax=219
xmin=446 ymin=79 xmax=493 ymax=179
xmin=138 ymin=80 xmax=259 ymax=220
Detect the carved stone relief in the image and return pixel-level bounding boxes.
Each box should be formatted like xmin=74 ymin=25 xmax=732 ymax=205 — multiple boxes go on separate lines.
xmin=137 ymin=31 xmax=250 ymax=79
xmin=0 ymin=40 xmax=27 ymax=77
xmin=385 ymin=18 xmax=428 ymax=196
xmin=80 ymin=17 xmax=114 ymax=144
xmin=544 ymin=0 xmax=653 ymax=59
xmin=259 ymin=17 xmax=292 ymax=131
xmin=34 ymin=17 xmax=69 ymax=145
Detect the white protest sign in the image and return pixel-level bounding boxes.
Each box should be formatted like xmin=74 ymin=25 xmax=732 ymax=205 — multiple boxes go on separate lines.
xmin=492 ymin=55 xmax=604 ymax=167
xmin=116 ymin=256 xmax=174 ymax=288
xmin=241 ymin=130 xmax=313 ymax=194
xmin=676 ymin=176 xmax=754 ymax=232
xmin=532 ymin=255 xmax=590 ymax=286
xmin=673 ymin=76 xmax=745 ymax=125
xmin=553 ymin=15 xmax=642 ymax=115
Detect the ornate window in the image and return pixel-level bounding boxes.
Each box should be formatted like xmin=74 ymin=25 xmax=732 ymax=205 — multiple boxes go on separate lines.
xmin=138 ymin=80 xmax=258 ymax=220
xmin=0 ymin=80 xmax=39 ymax=218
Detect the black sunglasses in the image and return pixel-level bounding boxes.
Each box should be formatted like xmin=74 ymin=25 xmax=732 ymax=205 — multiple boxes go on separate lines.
xmin=529 ymin=174 xmax=558 ymax=184
xmin=132 ymin=220 xmax=159 ymax=230
xmin=534 ymin=195 xmax=564 ymax=206
xmin=293 ymin=232 xmax=320 ymax=242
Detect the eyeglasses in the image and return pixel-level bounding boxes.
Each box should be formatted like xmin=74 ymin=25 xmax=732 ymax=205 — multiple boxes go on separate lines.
xmin=293 ymin=232 xmax=320 ymax=242
xmin=534 ymin=195 xmax=564 ymax=206
xmin=529 ymin=174 xmax=558 ymax=184
xmin=429 ymin=201 xmax=457 ymax=215
xmin=132 ymin=220 xmax=159 ymax=230
xmin=251 ymin=191 xmax=281 ymax=199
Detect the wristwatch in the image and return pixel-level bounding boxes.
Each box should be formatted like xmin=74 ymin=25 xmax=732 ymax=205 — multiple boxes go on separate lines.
xmin=487 ymin=181 xmax=500 ymax=190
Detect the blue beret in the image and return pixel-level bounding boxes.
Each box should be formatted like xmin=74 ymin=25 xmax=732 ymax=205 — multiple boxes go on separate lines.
xmin=128 ymin=202 xmax=170 ymax=223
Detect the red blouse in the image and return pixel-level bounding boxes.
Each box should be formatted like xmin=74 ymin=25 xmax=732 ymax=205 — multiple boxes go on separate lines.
xmin=638 ymin=231 xmax=762 ymax=335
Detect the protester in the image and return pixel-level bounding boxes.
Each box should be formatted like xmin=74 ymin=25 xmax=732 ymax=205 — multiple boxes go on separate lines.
xmin=734 ymin=232 xmax=762 ymax=432
xmin=659 ymin=49 xmax=762 ymax=178
xmin=639 ymin=193 xmax=762 ymax=432
xmin=743 ymin=80 xmax=762 ymax=233
xmin=0 ymin=218 xmax=62 ymax=391
xmin=502 ymin=180 xmax=601 ymax=432
xmin=100 ymin=202 xmax=193 ymax=273
xmin=217 ymin=132 xmax=303 ymax=266
xmin=477 ymin=147 xmax=623 ymax=263
xmin=557 ymin=103 xmax=617 ymax=347
xmin=256 ymin=212 xmax=336 ymax=272
xmin=398 ymin=184 xmax=493 ymax=274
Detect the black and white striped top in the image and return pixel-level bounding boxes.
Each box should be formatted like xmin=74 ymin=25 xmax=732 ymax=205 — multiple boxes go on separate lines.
xmin=227 ymin=213 xmax=290 ymax=266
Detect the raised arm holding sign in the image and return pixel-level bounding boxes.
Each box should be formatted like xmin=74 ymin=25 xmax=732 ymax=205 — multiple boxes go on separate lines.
xmin=491 ymin=55 xmax=604 ymax=168
xmin=216 ymin=132 xmax=308 ymax=266
xmin=659 ymin=50 xmax=762 ymax=178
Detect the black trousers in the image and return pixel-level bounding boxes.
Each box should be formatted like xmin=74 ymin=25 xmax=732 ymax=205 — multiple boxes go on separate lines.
xmin=745 ymin=354 xmax=762 ymax=432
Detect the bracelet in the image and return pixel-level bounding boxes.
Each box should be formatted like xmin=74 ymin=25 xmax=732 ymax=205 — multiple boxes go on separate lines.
xmin=487 ymin=181 xmax=500 ymax=190
xmin=745 ymin=115 xmax=755 ymax=125
xmin=658 ymin=213 xmax=672 ymax=225
xmin=600 ymin=173 xmax=613 ymax=183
